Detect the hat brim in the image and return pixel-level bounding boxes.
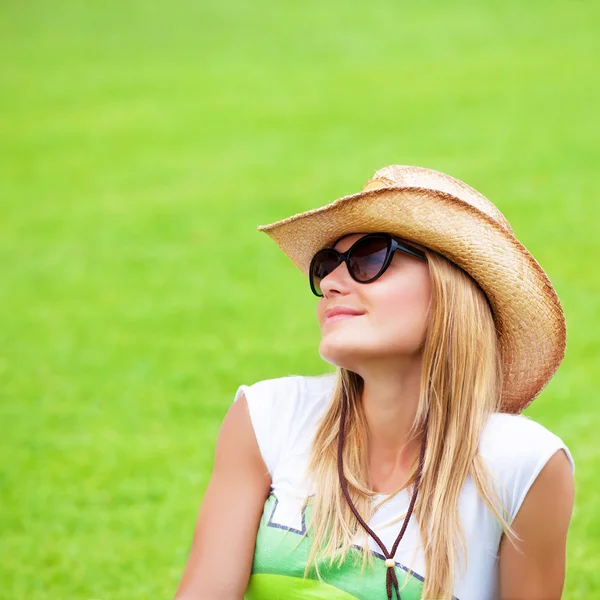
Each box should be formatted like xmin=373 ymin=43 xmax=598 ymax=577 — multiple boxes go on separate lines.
xmin=257 ymin=185 xmax=566 ymax=414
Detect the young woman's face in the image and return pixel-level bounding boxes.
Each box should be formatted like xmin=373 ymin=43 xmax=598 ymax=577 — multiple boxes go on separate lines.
xmin=316 ymin=233 xmax=432 ymax=370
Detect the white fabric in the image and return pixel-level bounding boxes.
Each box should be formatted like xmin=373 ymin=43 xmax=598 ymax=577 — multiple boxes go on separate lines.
xmin=233 ymin=373 xmax=574 ymax=600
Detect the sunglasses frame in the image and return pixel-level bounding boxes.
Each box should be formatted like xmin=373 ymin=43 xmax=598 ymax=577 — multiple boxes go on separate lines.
xmin=309 ymin=233 xmax=428 ymax=297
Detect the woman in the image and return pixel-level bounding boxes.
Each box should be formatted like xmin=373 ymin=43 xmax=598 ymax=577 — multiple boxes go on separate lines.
xmin=175 ymin=165 xmax=575 ymax=600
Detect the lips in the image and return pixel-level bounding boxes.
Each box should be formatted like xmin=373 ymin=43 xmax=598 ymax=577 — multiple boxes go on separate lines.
xmin=323 ymin=306 xmax=365 ymax=324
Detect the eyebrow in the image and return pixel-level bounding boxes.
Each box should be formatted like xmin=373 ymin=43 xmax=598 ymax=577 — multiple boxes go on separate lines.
xmin=330 ymin=233 xmax=368 ymax=248
xmin=331 ymin=233 xmax=424 ymax=251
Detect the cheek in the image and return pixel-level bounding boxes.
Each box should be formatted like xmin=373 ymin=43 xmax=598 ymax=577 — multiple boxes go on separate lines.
xmin=370 ymin=279 xmax=431 ymax=339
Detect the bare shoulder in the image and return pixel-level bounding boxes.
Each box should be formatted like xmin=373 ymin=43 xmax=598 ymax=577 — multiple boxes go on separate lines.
xmin=499 ymin=448 xmax=575 ymax=600
xmin=173 ymin=392 xmax=271 ymax=599
xmin=214 ymin=390 xmax=270 ymax=478
xmin=510 ymin=447 xmax=575 ymax=532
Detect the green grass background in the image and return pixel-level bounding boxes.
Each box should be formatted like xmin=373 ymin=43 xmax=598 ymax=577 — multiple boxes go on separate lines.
xmin=1 ymin=0 xmax=598 ymax=597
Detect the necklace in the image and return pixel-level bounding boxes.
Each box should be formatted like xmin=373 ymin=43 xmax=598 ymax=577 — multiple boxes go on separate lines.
xmin=337 ymin=395 xmax=428 ymax=600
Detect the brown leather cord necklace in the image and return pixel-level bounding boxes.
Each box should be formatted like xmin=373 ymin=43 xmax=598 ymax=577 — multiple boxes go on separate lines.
xmin=337 ymin=394 xmax=429 ymax=600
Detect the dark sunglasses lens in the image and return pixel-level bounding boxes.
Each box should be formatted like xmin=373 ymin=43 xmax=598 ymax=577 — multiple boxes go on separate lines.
xmin=311 ymin=250 xmax=340 ymax=295
xmin=348 ymin=236 xmax=389 ymax=281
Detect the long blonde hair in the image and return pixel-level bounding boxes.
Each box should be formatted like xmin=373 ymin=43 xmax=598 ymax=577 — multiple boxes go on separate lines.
xmin=303 ymin=246 xmax=515 ymax=599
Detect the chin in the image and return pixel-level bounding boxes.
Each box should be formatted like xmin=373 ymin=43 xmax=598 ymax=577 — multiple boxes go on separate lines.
xmin=318 ymin=338 xmax=371 ymax=371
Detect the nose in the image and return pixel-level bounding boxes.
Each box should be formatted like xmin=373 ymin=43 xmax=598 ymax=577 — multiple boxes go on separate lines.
xmin=318 ymin=260 xmax=353 ymax=297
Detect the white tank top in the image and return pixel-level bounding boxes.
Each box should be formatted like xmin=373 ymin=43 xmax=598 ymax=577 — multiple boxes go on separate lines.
xmin=233 ymin=373 xmax=574 ymax=600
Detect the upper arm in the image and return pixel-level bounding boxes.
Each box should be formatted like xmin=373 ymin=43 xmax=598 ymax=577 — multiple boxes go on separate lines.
xmin=174 ymin=393 xmax=272 ymax=600
xmin=499 ymin=448 xmax=575 ymax=600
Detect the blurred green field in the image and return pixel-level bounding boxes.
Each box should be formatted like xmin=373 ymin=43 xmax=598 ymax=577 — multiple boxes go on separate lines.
xmin=1 ymin=0 xmax=599 ymax=598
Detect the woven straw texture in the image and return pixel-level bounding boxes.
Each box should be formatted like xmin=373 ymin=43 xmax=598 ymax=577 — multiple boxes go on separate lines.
xmin=257 ymin=165 xmax=566 ymax=414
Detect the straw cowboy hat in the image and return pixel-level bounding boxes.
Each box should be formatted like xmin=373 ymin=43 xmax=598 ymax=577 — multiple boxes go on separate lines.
xmin=256 ymin=165 xmax=566 ymax=414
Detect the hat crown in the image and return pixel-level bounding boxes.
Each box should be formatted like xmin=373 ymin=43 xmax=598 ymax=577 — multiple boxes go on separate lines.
xmin=366 ymin=165 xmax=513 ymax=233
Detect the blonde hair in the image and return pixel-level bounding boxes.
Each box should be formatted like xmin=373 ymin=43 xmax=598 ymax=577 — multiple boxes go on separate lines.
xmin=302 ymin=247 xmax=515 ymax=599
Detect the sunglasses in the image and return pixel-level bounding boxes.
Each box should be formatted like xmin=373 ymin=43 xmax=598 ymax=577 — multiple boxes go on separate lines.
xmin=309 ymin=233 xmax=427 ymax=297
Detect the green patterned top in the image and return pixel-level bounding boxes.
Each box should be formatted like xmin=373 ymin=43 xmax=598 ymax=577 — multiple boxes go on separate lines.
xmin=244 ymin=494 xmax=424 ymax=600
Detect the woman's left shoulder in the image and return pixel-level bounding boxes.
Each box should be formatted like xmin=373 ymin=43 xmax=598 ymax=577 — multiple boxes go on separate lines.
xmin=481 ymin=413 xmax=570 ymax=456
xmin=478 ymin=413 xmax=575 ymax=521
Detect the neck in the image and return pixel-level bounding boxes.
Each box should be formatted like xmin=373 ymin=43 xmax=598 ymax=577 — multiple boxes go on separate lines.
xmin=356 ymin=354 xmax=424 ymax=492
